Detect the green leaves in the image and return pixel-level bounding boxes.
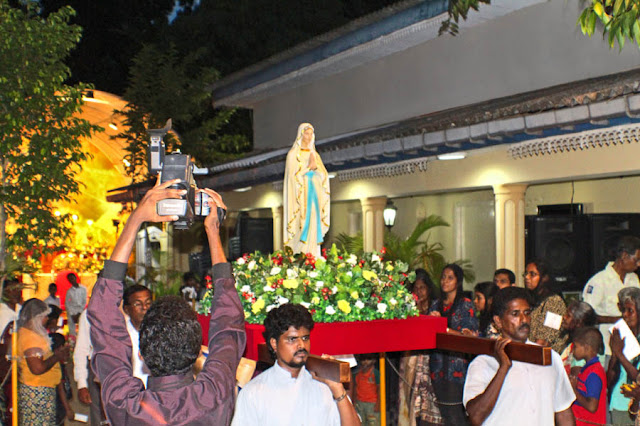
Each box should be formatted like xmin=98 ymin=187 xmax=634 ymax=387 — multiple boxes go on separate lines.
xmin=0 ymin=1 xmax=101 ymax=271
xmin=577 ymin=0 xmax=640 ymax=50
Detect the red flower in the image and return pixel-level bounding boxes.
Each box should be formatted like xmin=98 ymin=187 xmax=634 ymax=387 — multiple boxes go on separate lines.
xmin=381 ymin=247 xmax=387 ymax=254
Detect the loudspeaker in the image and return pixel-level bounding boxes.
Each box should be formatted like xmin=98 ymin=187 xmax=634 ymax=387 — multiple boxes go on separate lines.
xmin=589 ymin=214 xmax=640 ymax=275
xmin=189 ymin=251 xmax=211 ymax=279
xmin=228 ymin=216 xmax=274 ymax=258
xmin=525 ymin=215 xmax=590 ymax=292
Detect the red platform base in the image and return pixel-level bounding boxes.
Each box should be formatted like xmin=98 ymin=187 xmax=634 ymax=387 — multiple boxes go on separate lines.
xmin=197 ymin=315 xmax=447 ymax=360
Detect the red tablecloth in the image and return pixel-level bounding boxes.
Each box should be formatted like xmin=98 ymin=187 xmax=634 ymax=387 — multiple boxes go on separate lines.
xmin=197 ymin=315 xmax=447 ymax=360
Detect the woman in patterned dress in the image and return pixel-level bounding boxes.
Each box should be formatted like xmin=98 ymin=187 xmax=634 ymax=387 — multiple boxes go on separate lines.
xmin=17 ymin=299 xmax=68 ymax=426
xmin=525 ymin=259 xmax=567 ymax=354
xmin=428 ymin=264 xmax=478 ymax=425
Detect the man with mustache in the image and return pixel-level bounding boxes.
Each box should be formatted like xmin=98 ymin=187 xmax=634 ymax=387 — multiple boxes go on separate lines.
xmin=463 ymin=287 xmax=576 ymax=425
xmin=232 ymin=303 xmax=360 ymax=425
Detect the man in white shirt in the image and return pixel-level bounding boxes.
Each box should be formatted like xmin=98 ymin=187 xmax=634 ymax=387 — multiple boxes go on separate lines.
xmin=73 ymin=310 xmax=105 ymax=426
xmin=65 ymin=273 xmax=87 ymax=336
xmin=582 ymin=235 xmax=640 ymax=355
xmin=43 ymin=283 xmax=61 ymax=308
xmin=74 ymin=286 xmax=151 ymax=424
xmin=463 ymin=287 xmax=575 ymax=426
xmin=232 ymin=304 xmax=360 ymax=426
xmin=122 ymin=284 xmax=152 ymax=386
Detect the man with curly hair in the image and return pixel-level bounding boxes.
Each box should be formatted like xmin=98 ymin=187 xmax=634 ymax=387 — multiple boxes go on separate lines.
xmin=232 ymin=303 xmax=360 ymax=425
xmin=87 ymin=179 xmax=246 ymax=425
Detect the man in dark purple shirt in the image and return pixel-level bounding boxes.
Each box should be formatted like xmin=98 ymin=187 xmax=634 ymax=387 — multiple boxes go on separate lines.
xmin=87 ymin=180 xmax=246 ymax=425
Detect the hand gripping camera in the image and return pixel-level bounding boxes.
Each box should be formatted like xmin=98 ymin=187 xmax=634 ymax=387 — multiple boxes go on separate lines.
xmin=148 ymin=119 xmax=226 ymax=229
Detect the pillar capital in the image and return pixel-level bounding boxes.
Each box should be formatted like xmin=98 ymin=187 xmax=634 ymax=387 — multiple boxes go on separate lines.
xmin=493 ymin=184 xmax=528 ymax=197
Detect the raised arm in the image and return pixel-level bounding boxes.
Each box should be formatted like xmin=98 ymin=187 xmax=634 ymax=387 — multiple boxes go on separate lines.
xmin=464 ymin=338 xmax=511 ymax=426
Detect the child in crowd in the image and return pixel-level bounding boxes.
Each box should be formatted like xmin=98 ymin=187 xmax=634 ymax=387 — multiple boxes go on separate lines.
xmin=569 ymin=327 xmax=607 ymax=426
xmin=352 ymin=353 xmax=380 ymax=426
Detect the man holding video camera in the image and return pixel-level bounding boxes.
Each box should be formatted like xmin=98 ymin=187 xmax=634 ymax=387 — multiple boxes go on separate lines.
xmin=87 ymin=178 xmax=246 ymax=425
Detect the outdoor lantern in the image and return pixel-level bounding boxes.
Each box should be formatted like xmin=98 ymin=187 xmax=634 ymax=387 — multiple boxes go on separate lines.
xmin=383 ymin=200 xmax=397 ymax=230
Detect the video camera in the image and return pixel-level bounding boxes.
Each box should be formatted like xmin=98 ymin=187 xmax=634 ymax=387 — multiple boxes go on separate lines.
xmin=148 ymin=119 xmax=226 ymax=229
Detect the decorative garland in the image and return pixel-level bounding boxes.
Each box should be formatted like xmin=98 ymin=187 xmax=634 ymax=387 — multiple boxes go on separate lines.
xmin=197 ymin=244 xmax=419 ymax=324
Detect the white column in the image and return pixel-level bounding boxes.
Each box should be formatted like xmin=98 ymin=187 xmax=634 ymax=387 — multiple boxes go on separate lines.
xmin=271 ymin=205 xmax=283 ymax=251
xmin=493 ymin=184 xmax=528 ymax=286
xmin=360 ymin=197 xmax=387 ymax=253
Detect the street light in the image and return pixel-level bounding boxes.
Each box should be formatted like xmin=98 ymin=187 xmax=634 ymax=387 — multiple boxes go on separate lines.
xmin=383 ymin=200 xmax=397 ymax=230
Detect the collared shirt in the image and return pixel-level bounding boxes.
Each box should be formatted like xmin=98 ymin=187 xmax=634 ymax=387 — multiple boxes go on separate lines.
xmin=124 ymin=316 xmax=150 ymax=387
xmin=74 ymin=310 xmax=151 ymax=390
xmin=43 ymin=295 xmax=60 ymax=308
xmin=65 ymin=285 xmax=87 ymax=315
xmin=463 ymin=342 xmax=575 ymax=425
xmin=582 ymin=261 xmax=640 ymax=354
xmin=232 ymin=362 xmax=340 ymax=426
xmin=573 ymin=356 xmax=606 ymax=426
xmin=88 ymin=260 xmax=245 ymax=426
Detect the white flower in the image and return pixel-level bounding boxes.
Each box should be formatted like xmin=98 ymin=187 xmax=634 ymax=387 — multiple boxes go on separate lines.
xmin=286 ymin=268 xmax=298 ymax=279
xmin=263 ymin=285 xmax=275 ymax=292
xmin=275 ymin=296 xmax=289 ymax=306
xmin=241 ymin=285 xmax=251 ymax=293
xmin=355 ymin=300 xmax=365 ymax=309
xmin=315 ymin=281 xmax=325 ymax=289
xmin=347 ymin=254 xmax=358 ymax=265
xmin=377 ymin=303 xmax=387 ymax=314
xmin=371 ymin=254 xmax=381 ymax=263
xmin=248 ymin=260 xmax=256 ymax=270
xmin=346 ymin=271 xmax=353 ymax=277
xmin=266 ymin=304 xmax=276 ymax=312
xmin=325 ymin=306 xmax=336 ymax=315
xmin=308 ymin=271 xmax=318 ymax=278
xmin=300 ymin=301 xmax=310 ymax=309
xmin=332 ymin=286 xmax=338 ymax=294
xmin=270 ymin=267 xmax=281 ymax=275
xmin=237 ymin=257 xmax=246 ymax=265
xmin=390 ymin=298 xmax=397 ymax=306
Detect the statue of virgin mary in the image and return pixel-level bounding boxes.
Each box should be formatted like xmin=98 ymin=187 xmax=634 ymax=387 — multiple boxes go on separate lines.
xmin=283 ymin=123 xmax=330 ymax=257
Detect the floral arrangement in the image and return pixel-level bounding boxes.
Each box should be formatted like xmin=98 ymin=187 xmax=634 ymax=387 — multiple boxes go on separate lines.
xmin=197 ymin=244 xmax=419 ymax=324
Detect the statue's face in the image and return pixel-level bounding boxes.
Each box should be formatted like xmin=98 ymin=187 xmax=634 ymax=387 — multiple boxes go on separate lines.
xmin=301 ymin=127 xmax=314 ymax=147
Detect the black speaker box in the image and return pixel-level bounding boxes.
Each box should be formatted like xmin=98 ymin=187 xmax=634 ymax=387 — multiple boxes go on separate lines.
xmin=589 ymin=214 xmax=640 ymax=275
xmin=525 ymin=215 xmax=590 ymax=292
xmin=229 ymin=216 xmax=274 ymax=258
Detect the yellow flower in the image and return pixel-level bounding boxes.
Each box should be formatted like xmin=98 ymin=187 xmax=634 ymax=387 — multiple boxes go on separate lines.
xmin=362 ymin=270 xmax=378 ymax=281
xmin=283 ymin=279 xmax=299 ymax=289
xmin=311 ymin=296 xmax=320 ymax=304
xmin=350 ymin=291 xmax=359 ymax=299
xmin=244 ymin=311 xmax=250 ymax=319
xmin=251 ymin=298 xmax=265 ymax=314
xmin=386 ymin=264 xmax=394 ymax=271
xmin=337 ymin=300 xmax=352 ymax=314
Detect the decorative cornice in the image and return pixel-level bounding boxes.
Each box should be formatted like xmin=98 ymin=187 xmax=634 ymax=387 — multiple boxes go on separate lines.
xmin=509 ymin=123 xmax=640 ymax=159
xmin=337 ymin=158 xmax=429 ymax=182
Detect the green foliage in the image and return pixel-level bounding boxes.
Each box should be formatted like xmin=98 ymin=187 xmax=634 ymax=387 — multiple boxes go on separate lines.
xmin=578 ymin=0 xmax=640 ymax=50
xmin=198 ymin=245 xmax=419 ymax=324
xmin=135 ymin=247 xmax=182 ymax=298
xmin=335 ymin=215 xmax=475 ymax=285
xmin=0 ymin=1 xmax=101 ymax=272
xmin=439 ymin=0 xmax=491 ymax=36
xmin=118 ymin=43 xmax=251 ymax=181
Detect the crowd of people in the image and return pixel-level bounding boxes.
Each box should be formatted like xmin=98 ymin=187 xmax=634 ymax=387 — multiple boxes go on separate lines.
xmin=2 ymin=179 xmax=640 ymax=425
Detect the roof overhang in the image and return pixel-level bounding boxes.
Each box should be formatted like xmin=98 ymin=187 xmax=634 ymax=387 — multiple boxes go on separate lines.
xmin=211 ymin=0 xmax=545 ymax=108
